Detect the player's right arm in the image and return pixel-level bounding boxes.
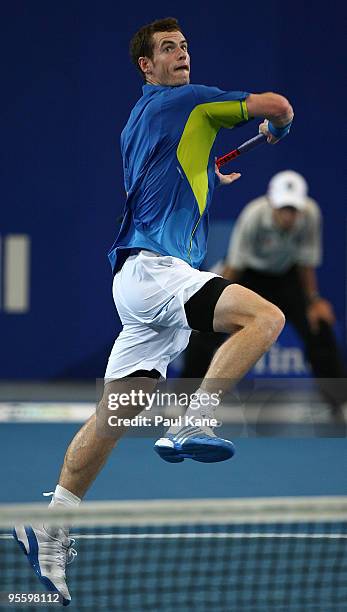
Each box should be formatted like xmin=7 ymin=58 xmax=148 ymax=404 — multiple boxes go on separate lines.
xmin=246 ymin=93 xmax=294 ymax=143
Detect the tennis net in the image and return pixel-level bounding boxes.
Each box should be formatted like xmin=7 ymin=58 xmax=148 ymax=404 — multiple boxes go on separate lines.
xmin=0 ymin=496 xmax=346 ymax=611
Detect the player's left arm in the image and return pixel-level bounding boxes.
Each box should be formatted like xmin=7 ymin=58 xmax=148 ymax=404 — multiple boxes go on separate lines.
xmin=215 ymin=160 xmax=241 ymax=187
xmin=196 ymin=90 xmax=249 ymax=187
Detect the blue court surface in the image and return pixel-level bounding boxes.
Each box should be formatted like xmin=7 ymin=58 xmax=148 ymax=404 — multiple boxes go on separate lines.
xmin=1 ymin=423 xmax=346 ymax=503
xmin=1 ymin=421 xmax=347 ymax=612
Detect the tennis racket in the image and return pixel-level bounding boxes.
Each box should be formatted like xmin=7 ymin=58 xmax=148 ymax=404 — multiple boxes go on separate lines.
xmin=216 ymin=133 xmax=266 ymax=169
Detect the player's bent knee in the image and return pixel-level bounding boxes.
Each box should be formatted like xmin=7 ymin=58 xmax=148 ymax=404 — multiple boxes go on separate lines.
xmin=258 ymin=303 xmax=285 ymax=341
xmin=213 ymin=284 xmax=285 ymax=335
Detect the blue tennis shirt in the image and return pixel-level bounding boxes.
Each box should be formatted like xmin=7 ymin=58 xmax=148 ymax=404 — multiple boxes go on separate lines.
xmin=108 ymin=84 xmax=249 ymax=273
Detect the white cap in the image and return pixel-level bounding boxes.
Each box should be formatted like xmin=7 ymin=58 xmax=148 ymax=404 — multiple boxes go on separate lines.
xmin=267 ymin=170 xmax=308 ymax=210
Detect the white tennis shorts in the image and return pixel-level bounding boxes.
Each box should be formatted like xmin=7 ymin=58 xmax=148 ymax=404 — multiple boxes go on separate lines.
xmin=104 ymin=250 xmax=218 ymax=379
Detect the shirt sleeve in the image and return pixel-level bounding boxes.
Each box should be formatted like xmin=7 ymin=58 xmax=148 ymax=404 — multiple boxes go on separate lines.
xmin=120 ymin=136 xmax=130 ymax=194
xmin=191 ymin=85 xmax=250 ymax=129
xmin=295 ymin=200 xmax=322 ymax=267
xmin=226 ymin=210 xmax=256 ymax=269
xmin=123 ymin=158 xmax=130 ymax=194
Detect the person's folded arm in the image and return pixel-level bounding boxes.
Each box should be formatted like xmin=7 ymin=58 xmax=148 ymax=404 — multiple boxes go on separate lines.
xmin=298 ymin=265 xmax=336 ymax=332
xmin=246 ymin=92 xmax=294 ymax=143
xmin=222 ymin=264 xmax=242 ymax=282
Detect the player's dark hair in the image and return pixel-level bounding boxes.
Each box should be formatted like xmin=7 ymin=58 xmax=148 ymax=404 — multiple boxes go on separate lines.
xmin=130 ymin=17 xmax=183 ymax=81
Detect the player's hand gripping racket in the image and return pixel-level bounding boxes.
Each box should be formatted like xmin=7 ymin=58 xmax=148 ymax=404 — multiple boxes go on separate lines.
xmin=216 ymin=133 xmax=266 ymax=169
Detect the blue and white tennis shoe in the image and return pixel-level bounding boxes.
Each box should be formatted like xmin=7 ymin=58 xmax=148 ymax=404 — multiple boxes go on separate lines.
xmin=13 ymin=524 xmax=76 ymax=606
xmin=154 ymin=424 xmax=235 ymax=463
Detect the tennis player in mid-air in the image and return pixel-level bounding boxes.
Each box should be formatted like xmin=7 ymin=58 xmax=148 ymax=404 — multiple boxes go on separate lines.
xmin=14 ymin=17 xmax=294 ymax=605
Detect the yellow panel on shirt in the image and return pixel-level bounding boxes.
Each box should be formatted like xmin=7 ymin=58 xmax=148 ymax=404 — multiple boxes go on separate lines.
xmin=177 ymin=99 xmax=248 ymax=215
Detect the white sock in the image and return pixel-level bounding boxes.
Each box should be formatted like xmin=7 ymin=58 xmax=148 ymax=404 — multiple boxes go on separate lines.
xmin=167 ymin=388 xmax=220 ymax=434
xmin=47 ymin=485 xmax=81 ymax=509
xmin=185 ymin=388 xmax=219 ymax=419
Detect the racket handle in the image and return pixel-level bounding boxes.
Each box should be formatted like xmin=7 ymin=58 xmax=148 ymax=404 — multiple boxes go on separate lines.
xmin=216 ymin=133 xmax=267 ymax=168
xmin=237 ymin=133 xmax=267 ymax=154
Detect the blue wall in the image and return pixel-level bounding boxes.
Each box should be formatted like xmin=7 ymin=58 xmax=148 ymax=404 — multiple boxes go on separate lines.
xmin=1 ymin=1 xmax=345 ymax=379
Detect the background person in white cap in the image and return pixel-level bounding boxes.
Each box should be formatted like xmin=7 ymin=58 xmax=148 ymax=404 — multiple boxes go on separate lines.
xmin=182 ymin=170 xmax=346 ymax=416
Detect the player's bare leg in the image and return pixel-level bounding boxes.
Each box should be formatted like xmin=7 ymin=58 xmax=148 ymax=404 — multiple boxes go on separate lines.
xmin=14 ymin=377 xmax=158 ymax=604
xmin=59 ymin=377 xmax=158 ymax=499
xmin=202 ymin=283 xmax=285 ymax=391
xmin=155 ymin=284 xmax=285 ymax=463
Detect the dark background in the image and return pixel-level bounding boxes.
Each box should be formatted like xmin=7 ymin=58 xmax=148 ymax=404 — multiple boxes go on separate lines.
xmin=1 ymin=0 xmax=345 ymax=379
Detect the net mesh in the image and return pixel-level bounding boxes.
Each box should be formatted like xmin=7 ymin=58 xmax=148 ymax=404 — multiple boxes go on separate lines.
xmin=1 ymin=497 xmax=346 ymax=611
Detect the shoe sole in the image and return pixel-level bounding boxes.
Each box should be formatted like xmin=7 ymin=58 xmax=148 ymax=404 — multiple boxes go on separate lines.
xmin=154 ymin=438 xmax=235 ymax=463
xmin=13 ymin=527 xmax=70 ymax=607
